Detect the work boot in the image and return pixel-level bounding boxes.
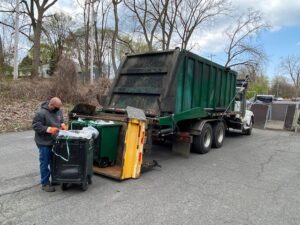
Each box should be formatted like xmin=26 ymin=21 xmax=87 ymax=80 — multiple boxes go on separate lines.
xmin=42 ymin=184 xmax=55 ymax=192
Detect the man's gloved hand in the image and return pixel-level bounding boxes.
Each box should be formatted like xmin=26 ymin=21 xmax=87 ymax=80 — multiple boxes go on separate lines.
xmin=46 ymin=127 xmax=59 ymax=135
xmin=61 ymin=123 xmax=68 ymax=131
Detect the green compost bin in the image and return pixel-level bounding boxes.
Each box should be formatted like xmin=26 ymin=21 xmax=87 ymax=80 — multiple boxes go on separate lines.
xmin=70 ymin=120 xmax=121 ymax=167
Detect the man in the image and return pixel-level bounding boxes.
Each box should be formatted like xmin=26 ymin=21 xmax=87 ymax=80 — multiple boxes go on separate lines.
xmin=32 ymin=97 xmax=68 ymax=192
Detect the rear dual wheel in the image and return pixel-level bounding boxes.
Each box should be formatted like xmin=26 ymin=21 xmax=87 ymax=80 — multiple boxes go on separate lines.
xmin=192 ymin=121 xmax=225 ymax=154
xmin=192 ymin=123 xmax=213 ymax=154
xmin=212 ymin=121 xmax=225 ymax=148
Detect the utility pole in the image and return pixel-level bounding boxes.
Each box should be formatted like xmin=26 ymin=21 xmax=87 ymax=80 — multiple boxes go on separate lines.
xmin=90 ymin=0 xmax=94 ymax=85
xmin=13 ymin=0 xmax=20 ymax=80
xmin=208 ymin=54 xmax=216 ymax=65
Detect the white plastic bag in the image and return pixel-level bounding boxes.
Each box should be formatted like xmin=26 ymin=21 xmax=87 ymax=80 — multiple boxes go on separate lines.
xmin=57 ymin=126 xmax=99 ymax=139
xmin=89 ymin=120 xmax=114 ymax=125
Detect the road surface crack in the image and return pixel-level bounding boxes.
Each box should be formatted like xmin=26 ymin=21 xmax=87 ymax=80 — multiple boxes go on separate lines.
xmin=2 ymin=172 xmax=39 ymax=182
xmin=0 ymin=184 xmax=39 ymax=198
xmin=256 ymin=151 xmax=277 ymax=180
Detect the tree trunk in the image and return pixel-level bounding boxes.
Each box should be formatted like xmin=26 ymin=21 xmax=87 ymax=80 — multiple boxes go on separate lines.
xmin=111 ymin=1 xmax=119 ymax=77
xmin=84 ymin=0 xmax=91 ymax=84
xmin=31 ymin=18 xmax=42 ymax=78
xmin=0 ymin=35 xmax=4 ymax=68
xmin=94 ymin=22 xmax=103 ymax=77
xmin=18 ymin=0 xmax=58 ymax=78
xmin=76 ymin=43 xmax=84 ymax=74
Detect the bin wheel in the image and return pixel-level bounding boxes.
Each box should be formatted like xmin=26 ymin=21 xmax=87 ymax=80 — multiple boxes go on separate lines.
xmin=61 ymin=183 xmax=69 ymax=191
xmin=99 ymin=158 xmax=109 ymax=168
xmin=81 ymin=180 xmax=88 ymax=191
xmin=87 ymin=176 xmax=92 ymax=184
xmin=192 ymin=123 xmax=213 ymax=154
xmin=212 ymin=121 xmax=225 ymax=148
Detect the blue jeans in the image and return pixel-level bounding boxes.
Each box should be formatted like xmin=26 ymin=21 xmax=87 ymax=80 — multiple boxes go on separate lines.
xmin=37 ymin=145 xmax=53 ymax=185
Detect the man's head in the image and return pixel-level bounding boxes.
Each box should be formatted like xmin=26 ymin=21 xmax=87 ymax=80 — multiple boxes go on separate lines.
xmin=48 ymin=97 xmax=62 ymax=113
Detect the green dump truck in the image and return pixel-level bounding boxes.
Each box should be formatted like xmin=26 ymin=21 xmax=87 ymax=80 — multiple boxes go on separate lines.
xmin=70 ymin=48 xmax=253 ymax=179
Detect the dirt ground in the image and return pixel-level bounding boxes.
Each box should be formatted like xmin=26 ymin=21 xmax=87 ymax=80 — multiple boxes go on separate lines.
xmin=0 ymin=78 xmax=107 ymax=133
xmin=0 ymin=97 xmax=72 ymax=133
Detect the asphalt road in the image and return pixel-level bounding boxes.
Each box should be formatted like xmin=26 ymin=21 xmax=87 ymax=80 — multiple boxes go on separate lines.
xmin=0 ymin=129 xmax=299 ymax=225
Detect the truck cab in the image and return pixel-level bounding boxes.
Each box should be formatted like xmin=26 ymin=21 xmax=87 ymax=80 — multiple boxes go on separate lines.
xmin=233 ymin=78 xmax=254 ymax=135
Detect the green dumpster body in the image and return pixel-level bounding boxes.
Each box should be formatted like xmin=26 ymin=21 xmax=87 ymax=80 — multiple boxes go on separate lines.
xmin=70 ymin=120 xmax=121 ymax=166
xmin=104 ymin=49 xmax=237 ymax=128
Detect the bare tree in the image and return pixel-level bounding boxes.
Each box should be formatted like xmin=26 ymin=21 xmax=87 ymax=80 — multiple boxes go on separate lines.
xmin=1 ymin=0 xmax=31 ymax=77
xmin=141 ymin=0 xmax=181 ymax=50
xmin=235 ymin=63 xmax=263 ymax=82
xmin=83 ymin=0 xmax=91 ymax=84
xmin=0 ymin=0 xmax=32 ymax=41
xmin=73 ymin=0 xmax=95 ymax=83
xmin=69 ymin=30 xmax=85 ymax=73
xmin=0 ymin=16 xmax=15 ymax=75
xmin=0 ymin=35 xmax=4 ymax=70
xmin=94 ymin=0 xmax=111 ymax=77
xmin=160 ymin=0 xmax=182 ymax=50
xmin=280 ymin=55 xmax=300 ymax=96
xmin=21 ymin=0 xmax=58 ymax=78
xmin=44 ymin=13 xmax=74 ymax=56
xmin=175 ymin=0 xmax=226 ymax=50
xmin=112 ymin=0 xmax=122 ymax=76
xmin=224 ymin=9 xmax=269 ymax=68
xmin=270 ymin=76 xmax=295 ymax=98
xmin=43 ymin=12 xmax=74 ymax=75
xmin=143 ymin=0 xmax=170 ymax=50
xmin=123 ymin=0 xmax=168 ymax=51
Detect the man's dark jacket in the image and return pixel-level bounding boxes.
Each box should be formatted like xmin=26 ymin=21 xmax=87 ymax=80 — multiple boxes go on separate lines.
xmin=32 ymin=101 xmax=64 ymax=146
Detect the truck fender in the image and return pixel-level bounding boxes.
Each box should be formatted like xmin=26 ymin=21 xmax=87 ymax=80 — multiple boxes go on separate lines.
xmin=189 ymin=119 xmax=215 ymax=135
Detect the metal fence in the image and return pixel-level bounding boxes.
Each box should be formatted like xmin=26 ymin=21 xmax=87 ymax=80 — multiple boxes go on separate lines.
xmin=250 ymin=102 xmax=300 ymax=131
xmin=250 ymin=104 xmax=270 ymax=129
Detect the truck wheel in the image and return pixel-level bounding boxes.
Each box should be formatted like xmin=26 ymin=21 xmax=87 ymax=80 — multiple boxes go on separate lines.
xmin=243 ymin=120 xmax=253 ymax=135
xmin=212 ymin=122 xmax=225 ymax=148
xmin=192 ymin=123 xmax=212 ymax=154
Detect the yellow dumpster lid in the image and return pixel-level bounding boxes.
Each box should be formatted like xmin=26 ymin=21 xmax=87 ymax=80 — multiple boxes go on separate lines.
xmin=126 ymin=106 xmax=146 ymax=121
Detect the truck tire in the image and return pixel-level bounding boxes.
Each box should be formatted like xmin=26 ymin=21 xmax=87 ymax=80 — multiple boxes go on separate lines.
xmin=242 ymin=119 xmax=253 ymax=135
xmin=212 ymin=121 xmax=225 ymax=148
xmin=192 ymin=123 xmax=212 ymax=154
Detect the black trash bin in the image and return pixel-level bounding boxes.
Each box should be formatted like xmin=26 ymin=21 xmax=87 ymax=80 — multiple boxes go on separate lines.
xmin=51 ymin=136 xmax=94 ymax=191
